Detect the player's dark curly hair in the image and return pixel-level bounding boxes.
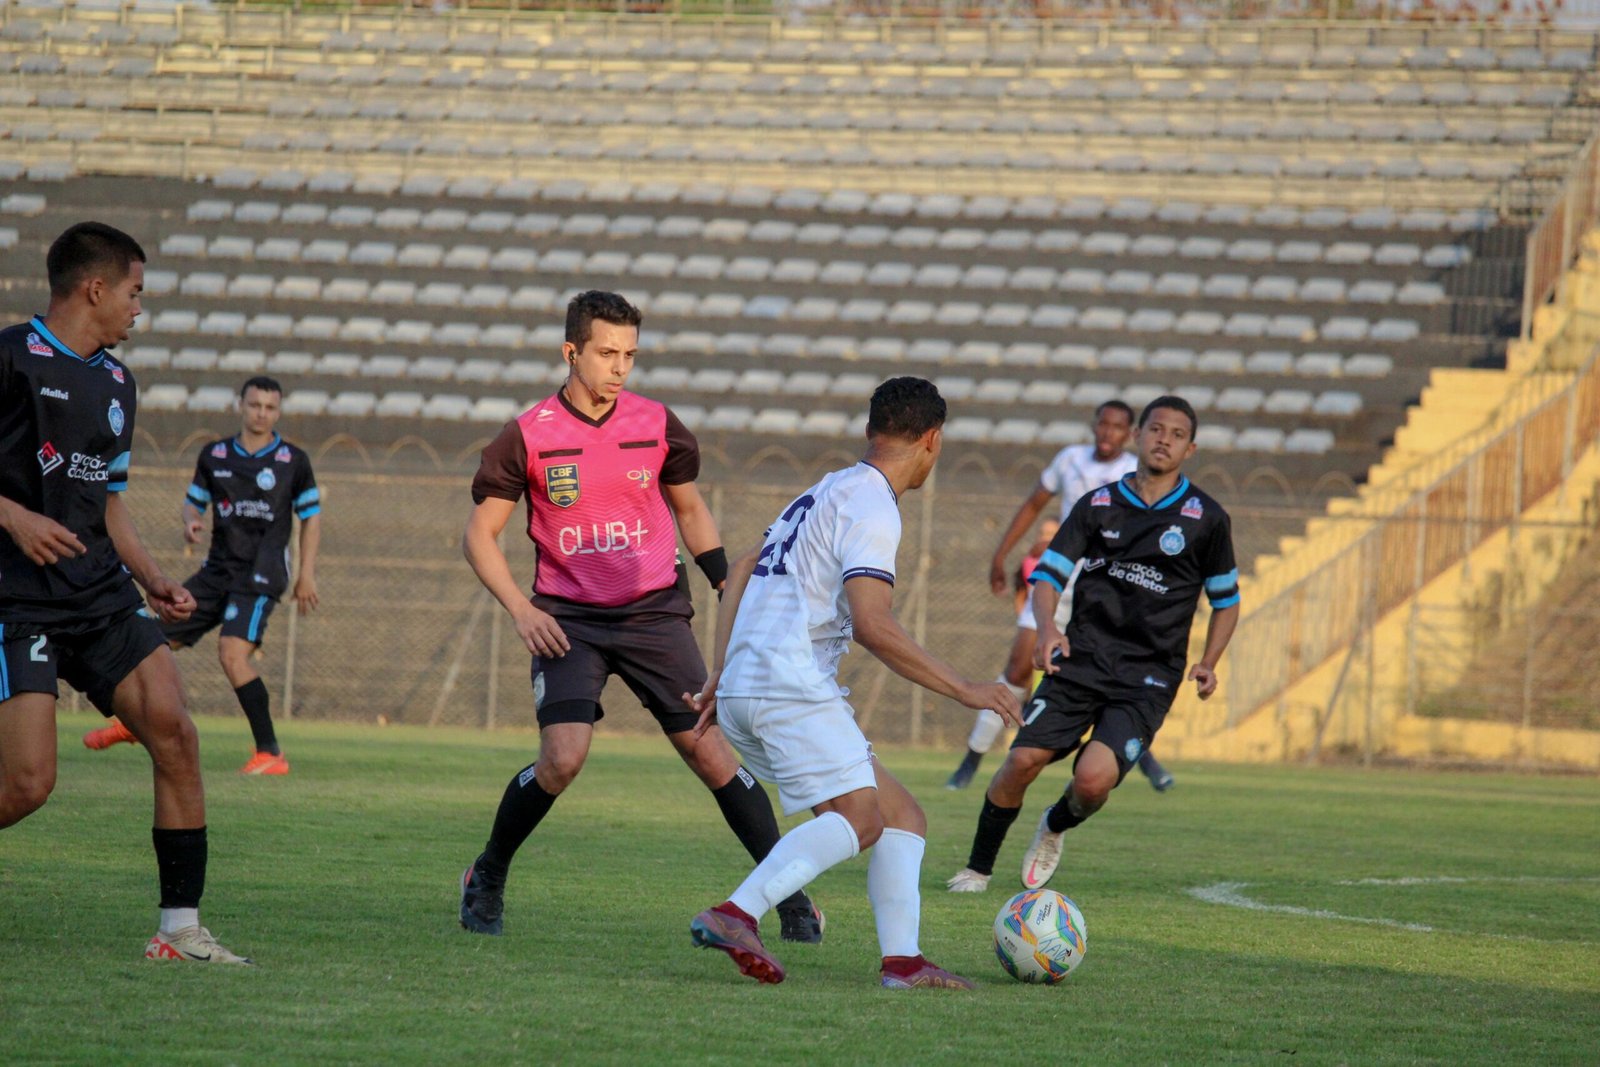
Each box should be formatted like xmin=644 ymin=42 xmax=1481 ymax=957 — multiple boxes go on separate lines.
xmin=1138 ymin=395 xmax=1199 ymax=436
xmin=565 ymin=290 xmax=642 ymax=351
xmin=240 ymin=375 xmax=283 ymax=398
xmin=867 ymin=376 xmax=947 ymax=440
xmin=46 ymin=221 xmax=145 ymax=298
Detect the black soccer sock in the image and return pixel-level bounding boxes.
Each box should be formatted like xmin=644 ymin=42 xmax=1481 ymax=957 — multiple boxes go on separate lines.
xmin=233 ymin=678 xmax=278 ymax=756
xmin=712 ymin=768 xmax=808 ymax=914
xmin=480 ymin=765 xmax=558 ymax=878
xmin=152 ymin=826 xmax=207 ymax=909
xmin=966 ymin=797 xmax=1022 ymax=877
xmin=1045 ymin=786 xmax=1092 ymax=834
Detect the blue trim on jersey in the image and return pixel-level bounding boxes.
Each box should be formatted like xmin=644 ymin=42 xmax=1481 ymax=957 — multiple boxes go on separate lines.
xmin=107 ymin=450 xmax=130 ymax=493
xmin=843 ymin=566 xmax=894 ymax=586
xmin=29 ymin=316 xmax=104 ymax=364
xmin=1209 ymin=592 xmax=1241 ymax=610
xmin=0 ymin=623 xmax=10 ymax=700
xmin=1116 ymin=474 xmax=1191 ymax=512
xmin=1205 ymin=569 xmax=1239 ymax=594
xmin=186 ymin=483 xmax=211 ymax=510
xmin=1029 ymin=548 xmax=1076 ymax=592
xmin=232 ymin=432 xmax=282 ymax=459
xmin=247 ymin=596 xmax=268 ymax=642
xmin=296 ymin=504 xmax=322 ymax=519
xmin=294 ymin=487 xmax=320 ymax=507
xmin=857 ymin=461 xmax=897 ymax=503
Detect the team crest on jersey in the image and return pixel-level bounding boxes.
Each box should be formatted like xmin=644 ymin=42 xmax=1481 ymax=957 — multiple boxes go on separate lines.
xmin=1159 ymin=525 xmax=1186 ymax=556
xmin=224 ymin=603 xmax=239 ymax=621
xmin=107 ymin=398 xmax=125 ymax=436
xmin=211 ymin=443 xmax=227 ymax=459
xmin=1090 ymin=488 xmax=1111 ymax=507
xmin=545 ymin=464 xmax=579 ymax=508
xmin=275 ymin=446 xmax=292 ymax=463
xmin=1181 ymin=496 xmax=1203 ymax=520
xmin=106 ymin=360 xmax=125 ymax=384
xmin=256 ymin=468 xmax=276 ymax=491
xmin=26 ymin=332 xmax=52 ymax=357
xmin=1124 ymin=737 xmax=1142 ymax=762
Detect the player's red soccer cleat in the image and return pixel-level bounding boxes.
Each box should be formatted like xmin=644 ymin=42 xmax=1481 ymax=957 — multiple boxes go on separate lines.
xmin=880 ymin=955 xmax=977 ymax=990
xmin=83 ymin=718 xmax=139 ymax=750
xmin=690 ymin=905 xmax=786 ymax=984
xmin=240 ymin=751 xmax=289 ymax=776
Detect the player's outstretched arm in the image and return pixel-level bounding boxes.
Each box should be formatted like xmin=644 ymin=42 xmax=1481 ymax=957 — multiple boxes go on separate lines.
xmin=687 ymin=547 xmax=759 ymax=737
xmin=0 ymin=493 xmax=85 ymax=565
xmin=1188 ymin=603 xmax=1240 ymax=701
xmin=293 ymin=512 xmax=321 ymax=614
xmin=846 ymin=576 xmax=1023 ymax=725
xmin=462 ymin=497 xmax=569 ymax=658
xmin=989 ymin=485 xmax=1053 ymax=596
xmin=105 ymin=492 xmax=194 ymax=622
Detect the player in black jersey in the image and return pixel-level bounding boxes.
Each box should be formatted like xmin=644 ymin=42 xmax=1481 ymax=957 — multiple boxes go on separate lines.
xmin=0 ymin=222 xmax=250 ymax=962
xmin=948 ymin=396 xmax=1240 ymax=894
xmin=84 ymin=376 xmax=321 ymax=775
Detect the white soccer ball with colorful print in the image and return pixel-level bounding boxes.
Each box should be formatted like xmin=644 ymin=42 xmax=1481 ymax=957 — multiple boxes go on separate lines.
xmin=992 ymin=888 xmax=1088 ymax=984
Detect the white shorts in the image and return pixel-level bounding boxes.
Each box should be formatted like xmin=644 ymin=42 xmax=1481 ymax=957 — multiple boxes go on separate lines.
xmin=1017 ymin=572 xmax=1077 ymax=631
xmin=716 ymin=694 xmax=878 ymax=816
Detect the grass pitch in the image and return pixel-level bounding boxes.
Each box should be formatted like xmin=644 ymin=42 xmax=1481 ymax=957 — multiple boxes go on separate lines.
xmin=3 ymin=714 xmax=1597 ymax=1065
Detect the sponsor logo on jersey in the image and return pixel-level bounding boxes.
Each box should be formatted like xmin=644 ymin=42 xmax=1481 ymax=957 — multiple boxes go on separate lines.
xmin=1143 ymin=675 xmax=1170 ymax=689
xmin=106 ymin=360 xmax=125 ymax=384
xmin=545 ymin=463 xmax=579 ymax=508
xmin=535 ymin=408 xmax=555 ymax=421
xmin=1108 ymin=561 xmax=1168 ymax=593
xmin=26 ymin=332 xmax=52 ymax=357
xmin=1124 ymin=737 xmax=1143 ymax=762
xmin=66 ymin=452 xmax=108 ymax=482
xmin=1103 ymin=529 xmax=1121 ymax=540
xmin=558 ymin=519 xmax=649 ymax=557
xmin=108 ymin=398 xmax=125 ymax=437
xmin=37 ymin=441 xmax=64 ymax=475
xmin=213 ymin=468 xmax=232 ymax=478
xmin=224 ymin=603 xmax=239 ymax=621
xmin=217 ymin=500 xmax=234 ymax=517
xmin=254 ymin=573 xmax=269 ymax=585
xmin=1181 ymin=496 xmax=1203 ymax=520
xmin=220 ymin=499 xmax=274 ymax=520
xmin=211 ymin=443 xmax=227 ymax=459
xmin=1159 ymin=525 xmax=1186 ymax=556
xmin=256 ymin=468 xmax=276 ymax=491
xmin=275 ymin=446 xmax=292 ymax=464
xmin=39 ymin=387 xmax=69 ymax=400
xmin=627 ymin=468 xmax=653 ymax=489
xmin=1090 ymin=488 xmax=1111 ymax=507
xmin=1082 ymin=557 xmax=1106 ymax=572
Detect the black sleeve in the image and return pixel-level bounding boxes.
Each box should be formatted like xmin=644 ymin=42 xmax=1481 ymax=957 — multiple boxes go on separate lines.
xmin=471 ymin=422 xmax=529 ymax=504
xmin=1201 ymin=510 xmax=1240 ymax=609
xmin=1029 ymin=493 xmax=1092 ymax=593
xmin=291 ymin=451 xmax=321 ymax=519
xmin=660 ymin=407 xmax=700 ymax=486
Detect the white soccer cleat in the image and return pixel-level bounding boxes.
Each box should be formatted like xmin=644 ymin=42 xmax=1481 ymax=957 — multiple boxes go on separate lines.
xmin=945 ymin=868 xmax=991 ymax=893
xmin=145 ymin=926 xmax=253 ymax=965
xmin=1020 ymin=809 xmax=1065 ymax=890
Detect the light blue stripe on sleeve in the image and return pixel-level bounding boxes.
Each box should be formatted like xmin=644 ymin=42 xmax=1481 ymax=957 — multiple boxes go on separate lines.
xmin=296 ymin=504 xmax=321 ymax=519
xmin=294 ymin=487 xmax=320 ymax=508
xmin=1204 ymin=569 xmax=1239 ymax=594
xmin=1209 ymin=592 xmax=1241 ymax=609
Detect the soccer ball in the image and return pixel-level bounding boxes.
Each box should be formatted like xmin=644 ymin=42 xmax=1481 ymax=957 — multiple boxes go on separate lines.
xmin=992 ymin=889 xmax=1088 ymax=984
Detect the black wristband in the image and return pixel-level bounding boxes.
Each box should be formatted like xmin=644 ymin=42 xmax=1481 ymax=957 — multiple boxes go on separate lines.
xmin=694 ymin=547 xmax=729 ymax=589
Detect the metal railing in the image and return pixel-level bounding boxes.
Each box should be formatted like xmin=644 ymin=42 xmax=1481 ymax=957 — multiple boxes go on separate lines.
xmin=1523 ymin=134 xmax=1600 ymax=341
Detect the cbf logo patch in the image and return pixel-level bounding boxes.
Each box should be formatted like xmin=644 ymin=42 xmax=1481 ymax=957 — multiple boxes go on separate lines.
xmin=1090 ymin=488 xmax=1111 ymax=507
xmin=275 ymin=446 xmax=292 ymax=464
xmin=545 ymin=464 xmax=579 ymax=508
xmin=1124 ymin=737 xmax=1143 ymax=763
xmin=256 ymin=468 xmax=276 ymax=491
xmin=106 ymin=360 xmax=125 ymax=384
xmin=107 ymin=398 xmax=125 ymax=436
xmin=211 ymin=443 xmax=228 ymax=459
xmin=1159 ymin=525 xmax=1186 ymax=556
xmin=1182 ymin=496 xmax=1203 ymax=520
xmin=26 ymin=332 xmax=52 ymax=357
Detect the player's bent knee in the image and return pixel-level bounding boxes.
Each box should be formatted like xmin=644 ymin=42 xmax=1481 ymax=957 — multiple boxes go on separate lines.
xmin=2 ymin=769 xmax=57 ymax=820
xmin=537 ymin=753 xmax=586 ymax=793
xmin=851 ymin=813 xmax=885 ymax=850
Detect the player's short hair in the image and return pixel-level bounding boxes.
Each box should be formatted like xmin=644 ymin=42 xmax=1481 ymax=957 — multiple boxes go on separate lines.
xmin=565 ymin=290 xmax=642 ymax=350
xmin=867 ymin=376 xmax=946 ymax=440
xmin=1095 ymin=400 xmax=1135 ymax=424
xmin=240 ymin=375 xmax=283 ymax=399
xmin=46 ymin=221 xmax=146 ymax=299
xmin=1138 ymin=395 xmax=1199 ymax=436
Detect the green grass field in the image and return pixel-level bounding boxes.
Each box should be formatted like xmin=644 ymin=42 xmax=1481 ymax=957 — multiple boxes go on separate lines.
xmin=4 ymin=714 xmax=1598 ymax=1065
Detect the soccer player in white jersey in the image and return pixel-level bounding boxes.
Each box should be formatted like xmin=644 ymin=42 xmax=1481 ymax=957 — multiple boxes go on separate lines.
xmin=684 ymin=377 xmax=1022 ymax=988
xmin=946 ymin=400 xmax=1175 ymax=792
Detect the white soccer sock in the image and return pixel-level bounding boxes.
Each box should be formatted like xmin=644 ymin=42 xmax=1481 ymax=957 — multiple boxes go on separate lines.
xmin=966 ymin=677 xmax=1030 ymax=753
xmin=867 ymin=828 xmax=926 ymax=959
xmin=728 ymin=811 xmax=859 ymax=922
xmin=159 ymin=907 xmax=198 ymax=935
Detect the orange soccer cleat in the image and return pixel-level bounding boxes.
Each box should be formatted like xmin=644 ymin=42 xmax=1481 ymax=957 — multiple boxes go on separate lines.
xmin=240 ymin=751 xmax=290 ymax=776
xmin=83 ymin=718 xmax=139 ymax=750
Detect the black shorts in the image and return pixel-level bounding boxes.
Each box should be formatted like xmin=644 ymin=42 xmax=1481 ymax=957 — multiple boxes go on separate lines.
xmin=161 ymin=568 xmax=277 ymax=648
xmin=0 ymin=605 xmax=167 ymax=716
xmin=530 ymin=590 xmax=704 ymax=735
xmin=1010 ymin=670 xmax=1178 ymax=783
